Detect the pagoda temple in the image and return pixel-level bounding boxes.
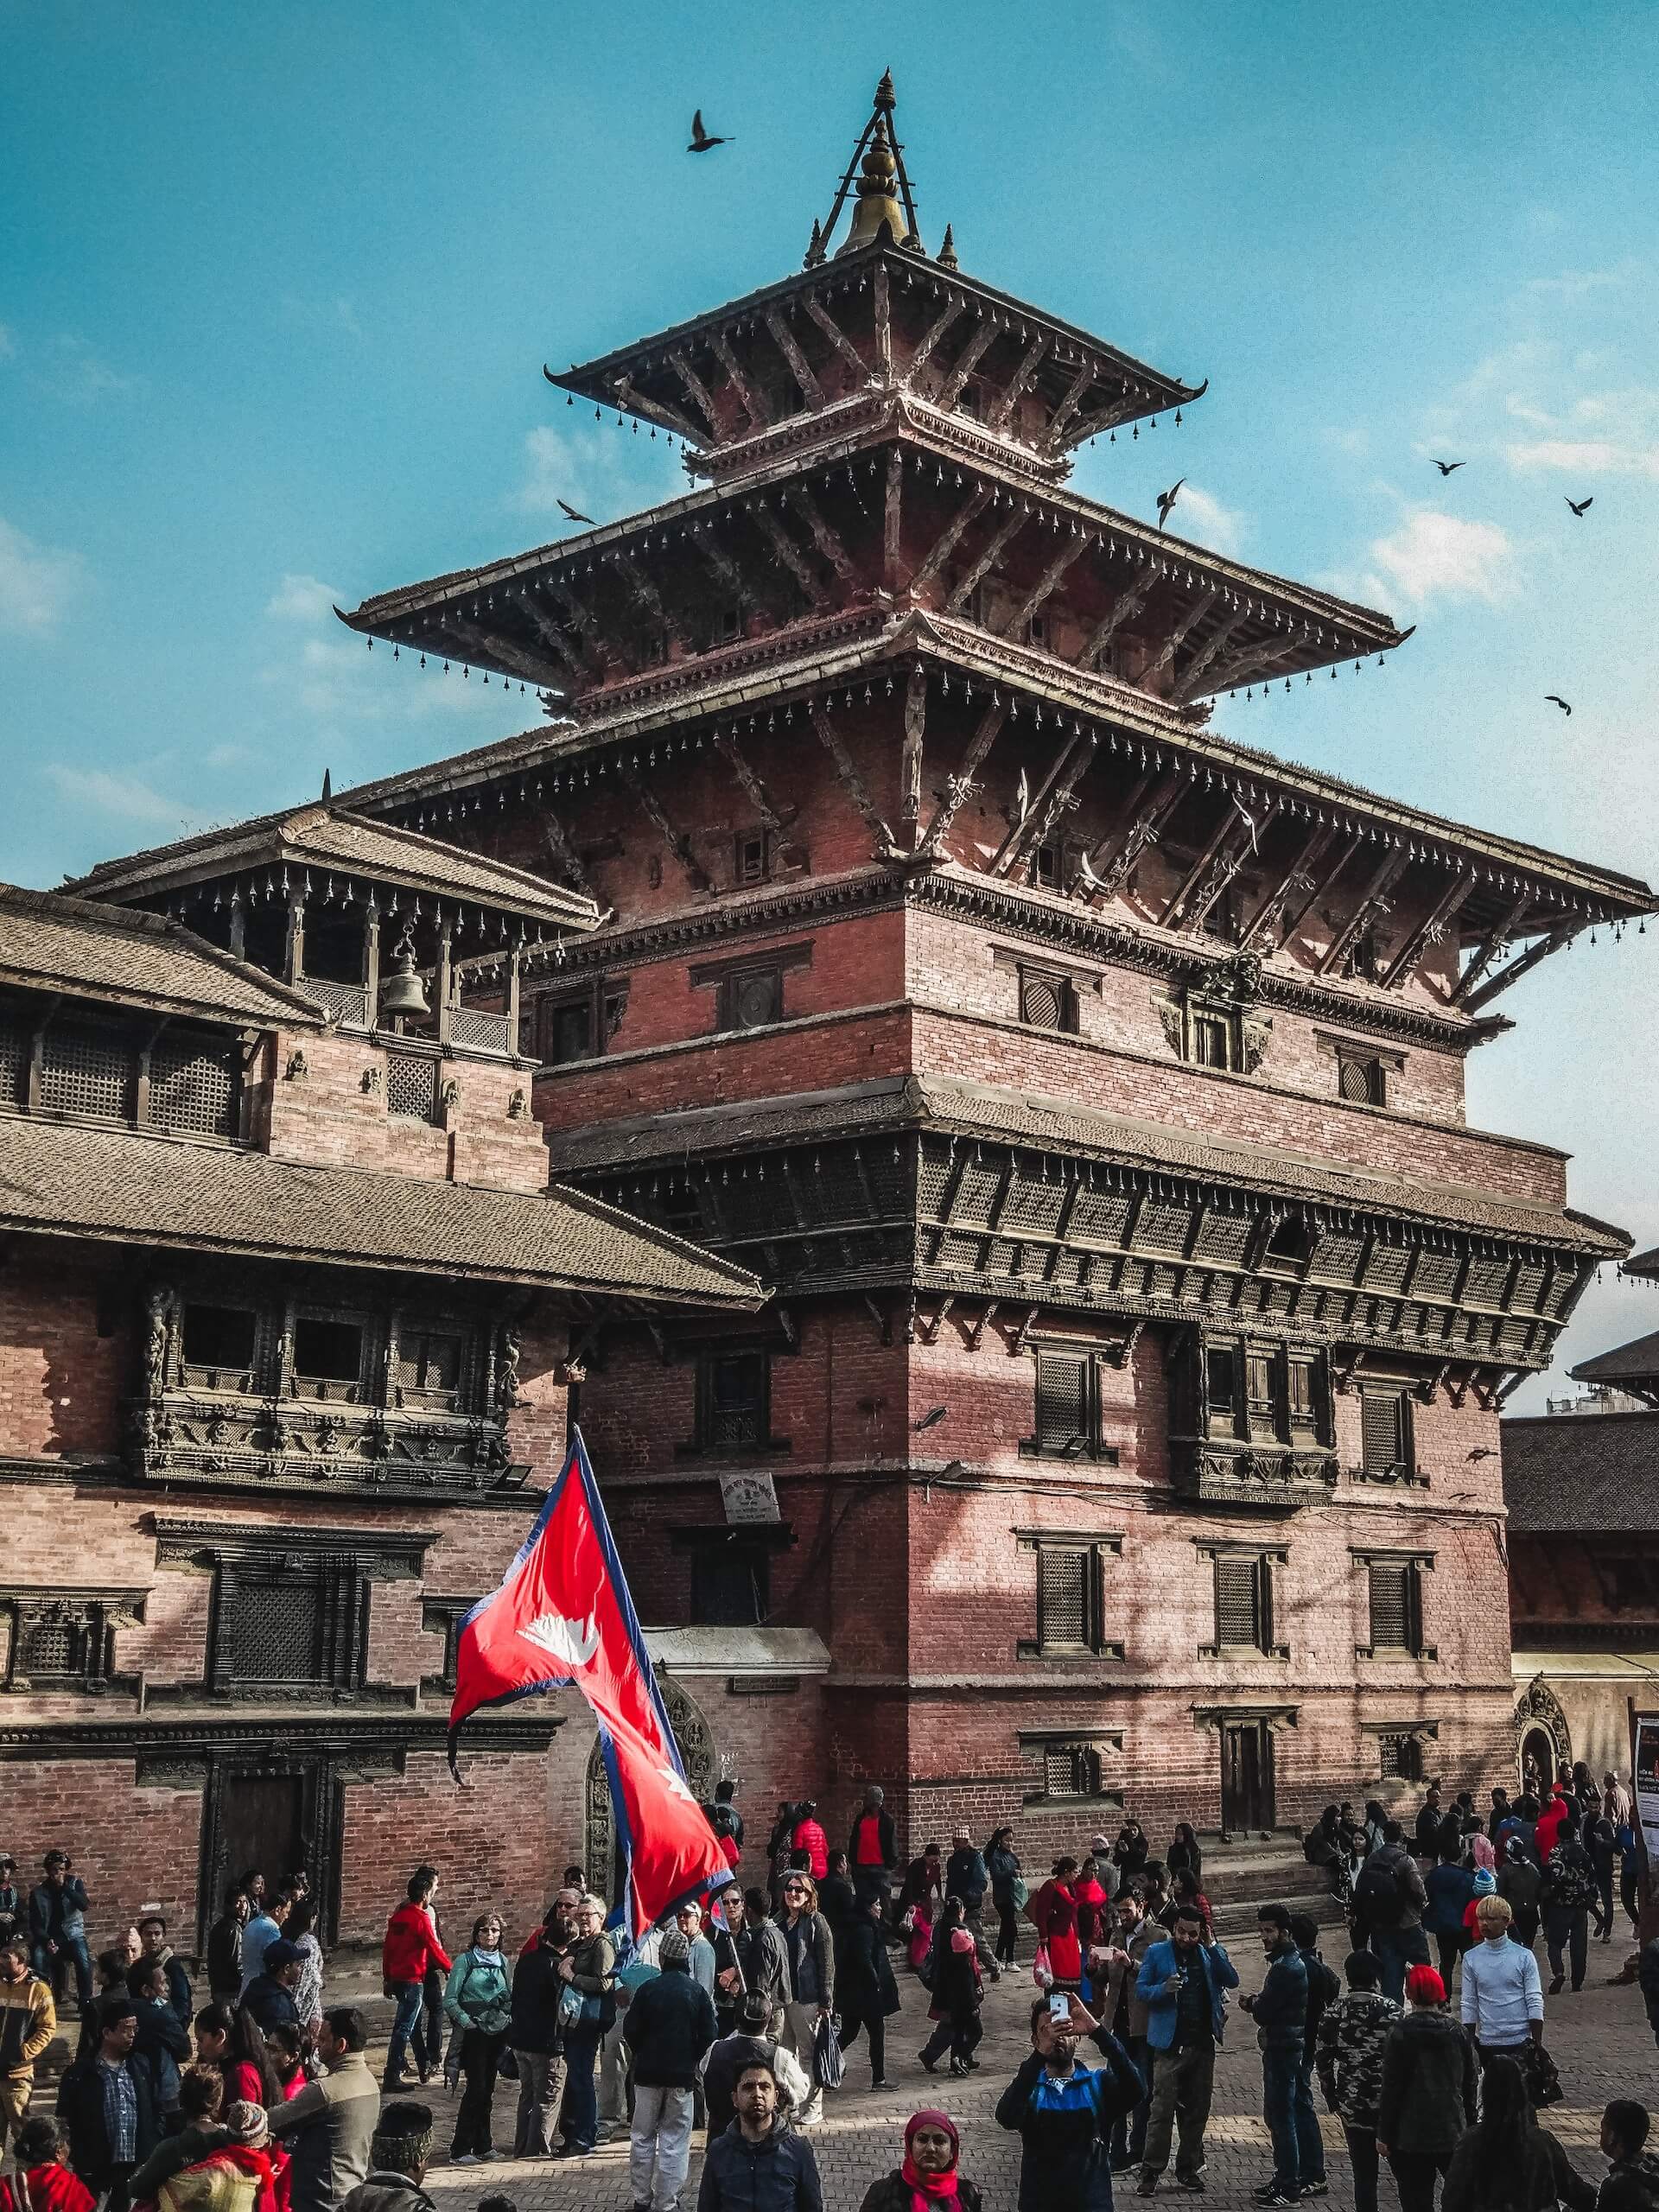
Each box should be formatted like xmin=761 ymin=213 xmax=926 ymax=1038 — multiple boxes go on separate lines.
xmin=68 ymin=75 xmax=1656 ymax=1882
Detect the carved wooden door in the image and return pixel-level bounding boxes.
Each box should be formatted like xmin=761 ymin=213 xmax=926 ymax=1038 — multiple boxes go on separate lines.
xmin=1220 ymin=1721 xmax=1274 ymax=1836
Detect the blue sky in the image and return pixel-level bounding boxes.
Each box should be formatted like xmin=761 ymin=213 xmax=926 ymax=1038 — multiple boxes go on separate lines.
xmin=3 ymin=0 xmax=1656 ymax=1402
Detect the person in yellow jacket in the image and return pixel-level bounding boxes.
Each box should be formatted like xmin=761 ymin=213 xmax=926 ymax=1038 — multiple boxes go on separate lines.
xmin=0 ymin=1940 xmax=56 ymax=2154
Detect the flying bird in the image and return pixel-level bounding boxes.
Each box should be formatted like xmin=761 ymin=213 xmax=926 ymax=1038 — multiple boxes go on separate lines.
xmin=1014 ymin=767 xmax=1030 ymax=823
xmin=1155 ymin=479 xmax=1184 ymax=530
xmin=688 ymin=111 xmax=733 ymax=152
xmin=1430 ymin=459 xmax=1466 ymax=476
xmin=1546 ymin=695 xmax=1573 ymax=716
xmin=1565 ymin=495 xmax=1594 ymax=517
xmin=556 ymin=498 xmax=595 ymax=525
xmin=914 ymin=1405 xmax=949 ymax=1433
xmin=1465 ymin=1447 xmax=1498 ymax=1462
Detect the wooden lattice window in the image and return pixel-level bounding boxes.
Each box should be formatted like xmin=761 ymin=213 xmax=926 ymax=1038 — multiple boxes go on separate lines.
xmin=385 ymin=1050 xmax=436 ymax=1119
xmin=0 ymin=1017 xmax=28 ymax=1109
xmin=1338 ymin=1052 xmax=1387 ymax=1107
xmin=1032 ymin=1543 xmax=1120 ymax=1656
xmin=1027 ymin=1350 xmax=1120 ymax=1462
xmin=1366 ymin=1559 xmax=1427 ymax=1656
xmin=1360 ymin=1388 xmax=1412 ymax=1478
xmin=151 ymin=1035 xmax=238 ymax=1137
xmin=1018 ymin=965 xmax=1078 ymax=1034
xmin=291 ymin=1316 xmax=367 ymax=1402
xmin=232 ymin=1574 xmax=327 ymax=1685
xmin=1214 ymin=1553 xmax=1273 ymax=1654
xmin=1378 ymin=1730 xmax=1425 ymax=1781
xmin=40 ymin=1017 xmax=130 ymax=1121
xmin=696 ymin=1349 xmax=770 ymax=1452
xmin=1042 ymin=1743 xmax=1103 ymax=1799
xmin=394 ymin=1326 xmax=464 ymax=1408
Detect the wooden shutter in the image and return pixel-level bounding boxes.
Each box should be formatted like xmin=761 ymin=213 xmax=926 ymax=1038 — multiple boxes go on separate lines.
xmin=1369 ymin=1560 xmax=1420 ymax=1652
xmin=1036 ymin=1352 xmax=1090 ymax=1451
xmin=1216 ymin=1555 xmax=1262 ymax=1649
xmin=1039 ymin=1548 xmax=1091 ymax=1649
xmin=1361 ymin=1389 xmax=1405 ymax=1473
xmin=1339 ymin=1055 xmax=1382 ymax=1104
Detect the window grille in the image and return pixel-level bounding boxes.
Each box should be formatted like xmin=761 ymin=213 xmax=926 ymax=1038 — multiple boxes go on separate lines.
xmin=1361 ymin=1389 xmax=1408 ymax=1476
xmin=1001 ymin=1177 xmax=1065 ymax=1234
xmin=1310 ymin=1233 xmax=1364 ymax=1284
xmin=1465 ymin=1257 xmax=1512 ymax=1307
xmin=232 ymin=1577 xmax=324 ymax=1683
xmin=1018 ymin=968 xmax=1076 ymax=1033
xmin=1216 ymin=1554 xmax=1268 ymax=1650
xmin=21 ymin=1618 xmax=78 ymax=1678
xmin=1195 ymin=1215 xmax=1253 ymax=1265
xmin=385 ymin=1051 xmax=436 ymax=1119
xmin=951 ymin=1158 xmax=1005 ymax=1224
xmin=40 ymin=1019 xmax=130 ymax=1121
xmin=1364 ymin=1244 xmax=1411 ymax=1294
xmin=1411 ymin=1252 xmax=1460 ymax=1300
xmin=0 ymin=1018 xmax=27 ymax=1109
xmin=699 ymin=1351 xmax=768 ymax=1449
xmin=1035 ymin=1353 xmax=1090 ymax=1452
xmin=916 ymin=1153 xmax=955 ymax=1217
xmin=1138 ymin=1201 xmax=1191 ymax=1253
xmin=1338 ymin=1054 xmax=1386 ymax=1106
xmin=150 ymin=1036 xmax=237 ymax=1137
xmin=1043 ymin=1744 xmax=1102 ymax=1798
xmin=1069 ymin=1189 xmax=1132 ymax=1242
xmin=395 ymin=1329 xmax=463 ymax=1401
xmin=1379 ymin=1730 xmax=1423 ymax=1782
xmin=690 ymin=1538 xmax=769 ymax=1627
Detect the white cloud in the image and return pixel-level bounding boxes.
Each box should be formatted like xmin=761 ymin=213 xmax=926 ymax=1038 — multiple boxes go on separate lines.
xmin=1524 ymin=261 xmax=1643 ymax=305
xmin=1364 ymin=510 xmax=1518 ymax=606
xmin=1170 ymin=482 xmax=1248 ymax=556
xmin=1506 ymin=436 xmax=1659 ymax=480
xmin=44 ymin=765 xmax=195 ymax=830
xmin=0 ymin=516 xmax=84 ymax=632
xmin=266 ymin=572 xmax=341 ymax=622
xmin=512 ymin=424 xmax=611 ymax=519
xmin=1320 ymin=427 xmax=1370 ymax=458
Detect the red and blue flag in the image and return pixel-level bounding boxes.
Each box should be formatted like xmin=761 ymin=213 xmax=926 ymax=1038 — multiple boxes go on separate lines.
xmin=448 ymin=1427 xmax=728 ymax=1938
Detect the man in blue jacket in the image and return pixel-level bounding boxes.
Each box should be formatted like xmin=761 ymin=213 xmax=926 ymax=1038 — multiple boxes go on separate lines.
xmin=1239 ymin=1904 xmax=1309 ymax=2208
xmin=1134 ymin=1901 xmax=1240 ymax=2195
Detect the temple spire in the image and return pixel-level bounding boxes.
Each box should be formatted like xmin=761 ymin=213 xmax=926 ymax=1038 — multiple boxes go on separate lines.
xmin=810 ymin=68 xmax=923 ymax=262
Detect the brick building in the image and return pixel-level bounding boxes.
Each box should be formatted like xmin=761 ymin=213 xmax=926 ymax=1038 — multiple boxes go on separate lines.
xmin=1503 ymin=1245 xmax=1659 ymax=1783
xmin=27 ymin=76 xmax=1654 ymax=1916
xmin=0 ymin=840 xmax=758 ymax=1944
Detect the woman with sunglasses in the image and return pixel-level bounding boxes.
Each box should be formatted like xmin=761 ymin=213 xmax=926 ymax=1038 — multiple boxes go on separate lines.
xmin=775 ymin=1872 xmax=836 ymax=2126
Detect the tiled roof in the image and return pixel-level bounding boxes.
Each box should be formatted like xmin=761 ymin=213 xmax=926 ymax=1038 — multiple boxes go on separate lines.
xmin=0 ymin=883 xmax=323 ymax=1027
xmin=70 ymin=806 xmax=598 ymax=930
xmin=545 ymin=1071 xmax=1624 ymax=1255
xmin=1502 ymin=1411 xmax=1659 ymax=1533
xmin=1624 ymin=1246 xmax=1659 ymax=1281
xmin=1570 ymin=1328 xmax=1659 ymax=1385
xmin=0 ymin=1113 xmax=762 ymax=1306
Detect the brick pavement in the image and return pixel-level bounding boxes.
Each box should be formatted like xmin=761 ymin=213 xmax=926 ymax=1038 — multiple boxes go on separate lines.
xmin=406 ymin=1942 xmax=1658 ymax=2212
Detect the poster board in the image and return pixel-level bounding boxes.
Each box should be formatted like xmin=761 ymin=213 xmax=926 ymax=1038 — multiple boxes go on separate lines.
xmin=1633 ymin=1712 xmax=1659 ymax=1868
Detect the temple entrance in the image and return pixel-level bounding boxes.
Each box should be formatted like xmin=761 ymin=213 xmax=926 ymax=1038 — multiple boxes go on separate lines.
xmin=1522 ymin=1726 xmax=1557 ymax=1795
xmin=217 ymin=1773 xmax=306 ymax=1897
xmin=1221 ymin=1720 xmax=1274 ymax=1835
xmin=584 ymin=1676 xmax=717 ymax=1908
xmin=1515 ymin=1678 xmax=1572 ymax=1793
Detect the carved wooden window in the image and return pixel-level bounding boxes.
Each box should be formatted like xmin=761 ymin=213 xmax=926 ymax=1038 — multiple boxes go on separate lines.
xmin=0 ymin=1590 xmax=143 ymax=1694
xmin=1026 ymin=612 xmax=1049 ymax=652
xmin=1359 ymin=1387 xmax=1412 ymax=1478
xmin=721 ymin=965 xmax=783 ymax=1032
xmin=1379 ymin=1729 xmax=1424 ymax=1781
xmin=151 ymin=1035 xmax=238 ymax=1138
xmin=735 ymin=831 xmax=772 ymax=887
xmin=1027 ymin=1542 xmax=1122 ymax=1657
xmin=1338 ymin=1052 xmax=1387 ymax=1107
xmin=232 ymin=1572 xmax=328 ymax=1685
xmin=688 ymin=1534 xmax=772 ymax=1627
xmin=1019 ymin=965 xmax=1078 ymax=1035
xmin=1042 ymin=1743 xmax=1103 ymax=1798
xmin=1191 ymin=1010 xmax=1235 ymax=1069
xmin=291 ymin=1316 xmax=367 ymax=1402
xmin=1024 ymin=1349 xmax=1121 ymax=1462
xmin=1287 ymin=1357 xmax=1319 ymax=1433
xmin=1264 ymin=1216 xmax=1314 ymax=1270
xmin=385 ymin=1049 xmax=437 ymax=1119
xmin=1213 ymin=1553 xmax=1274 ymax=1654
xmin=41 ymin=1016 xmax=130 ymax=1121
xmin=0 ymin=1014 xmax=27 ymax=1109
xmin=394 ymin=1327 xmax=464 ymax=1410
xmin=1246 ymin=1351 xmax=1277 ymax=1437
xmin=181 ymin=1304 xmax=259 ymax=1393
xmin=714 ymin=605 xmax=743 ymax=648
xmin=1365 ymin=1559 xmax=1426 ymax=1656
xmin=696 ymin=1349 xmax=770 ymax=1452
xmin=1200 ymin=1337 xmax=1329 ymax=1447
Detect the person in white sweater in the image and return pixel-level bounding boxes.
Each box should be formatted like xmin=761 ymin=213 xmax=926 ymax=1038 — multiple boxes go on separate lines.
xmin=1459 ymin=1896 xmax=1543 ymax=2073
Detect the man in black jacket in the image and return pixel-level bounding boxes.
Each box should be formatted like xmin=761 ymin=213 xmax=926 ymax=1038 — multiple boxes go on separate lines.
xmin=242 ymin=1940 xmax=302 ymax=2035
xmin=205 ymin=1888 xmax=249 ymax=2005
xmin=625 ymin=1928 xmax=717 ymax=2212
xmin=1600 ymin=2101 xmax=1659 ymax=2212
xmin=28 ymin=1852 xmax=91 ymax=2015
xmin=509 ymin=1903 xmax=573 ymax=2158
xmin=1290 ymin=1914 xmax=1341 ymax=2201
xmin=697 ymin=2060 xmax=822 ymax=2212
xmin=1239 ymin=1905 xmax=1309 ymax=2208
xmin=57 ymin=1998 xmax=160 ymax=2211
xmin=712 ymin=1890 xmax=788 ymax=2037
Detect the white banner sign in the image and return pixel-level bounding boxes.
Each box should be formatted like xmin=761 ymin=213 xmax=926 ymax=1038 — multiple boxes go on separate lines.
xmin=1633 ymin=1713 xmax=1659 ymax=1867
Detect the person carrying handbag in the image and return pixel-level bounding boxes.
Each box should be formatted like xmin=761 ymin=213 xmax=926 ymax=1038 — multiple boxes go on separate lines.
xmin=442 ymin=1915 xmax=512 ymax=2165
xmin=554 ymin=1897 xmax=615 ymax=2158
xmin=774 ymin=1874 xmax=836 ymax=2126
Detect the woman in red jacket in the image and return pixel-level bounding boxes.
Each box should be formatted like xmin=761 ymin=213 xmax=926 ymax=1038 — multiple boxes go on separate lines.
xmin=791 ymin=1802 xmax=830 ymax=1881
xmin=381 ymin=1867 xmax=452 ymax=2091
xmin=1031 ymin=1857 xmax=1084 ymax=1988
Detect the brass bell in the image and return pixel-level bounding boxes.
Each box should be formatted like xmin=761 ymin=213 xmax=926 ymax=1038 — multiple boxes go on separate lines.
xmin=378 ymin=923 xmax=429 ymax=1017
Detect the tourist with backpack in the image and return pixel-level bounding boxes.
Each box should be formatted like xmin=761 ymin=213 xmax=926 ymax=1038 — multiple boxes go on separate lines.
xmin=1354 ymin=1825 xmax=1430 ymax=2006
xmin=1540 ymin=1810 xmax=1598 ymax=1996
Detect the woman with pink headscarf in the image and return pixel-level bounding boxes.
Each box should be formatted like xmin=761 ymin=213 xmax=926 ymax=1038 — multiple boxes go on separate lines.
xmin=858 ymin=2109 xmax=983 ymax=2212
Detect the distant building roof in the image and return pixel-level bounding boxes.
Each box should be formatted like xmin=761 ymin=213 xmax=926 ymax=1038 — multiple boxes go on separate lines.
xmin=69 ymin=804 xmax=598 ymax=931
xmin=0 ymin=1111 xmax=762 ymax=1307
xmin=1625 ymin=1247 xmax=1659 ymax=1282
xmin=547 ymin=1071 xmax=1625 ymax=1256
xmin=0 ymin=883 xmax=324 ymax=1028
xmin=1502 ymin=1410 xmax=1659 ymax=1534
xmin=1571 ymin=1329 xmax=1659 ymax=1388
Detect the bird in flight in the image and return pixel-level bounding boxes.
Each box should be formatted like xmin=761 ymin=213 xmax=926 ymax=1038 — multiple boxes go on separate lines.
xmin=1155 ymin=479 xmax=1184 ymax=530
xmin=1430 ymin=459 xmax=1465 ymax=476
xmin=556 ymin=498 xmax=595 ymax=525
xmin=1546 ymin=695 xmax=1573 ymax=716
xmin=914 ymin=1405 xmax=949 ymax=1433
xmin=1565 ymin=495 xmax=1594 ymax=517
xmin=688 ymin=111 xmax=733 ymax=153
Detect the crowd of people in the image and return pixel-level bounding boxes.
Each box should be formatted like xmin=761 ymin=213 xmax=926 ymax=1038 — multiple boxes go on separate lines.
xmin=1 ymin=1762 xmax=1656 ymax=2212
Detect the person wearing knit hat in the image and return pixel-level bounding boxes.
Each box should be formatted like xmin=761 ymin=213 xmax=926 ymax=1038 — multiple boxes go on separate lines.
xmin=623 ymin=1921 xmax=717 ymax=2212
xmin=337 ymin=2101 xmax=435 ymax=2212
xmin=856 ymin=2109 xmax=984 ymax=2212
xmin=1376 ymin=1962 xmax=1476 ymax=2212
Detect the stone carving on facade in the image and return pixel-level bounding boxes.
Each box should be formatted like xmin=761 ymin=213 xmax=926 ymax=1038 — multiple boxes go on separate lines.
xmin=284 ymin=1050 xmax=308 ymax=1082
xmin=507 ymin=1087 xmax=527 ymax=1119
xmin=1513 ymin=1675 xmax=1572 ymax=1766
xmin=1239 ymin=1014 xmax=1273 ymax=1074
xmin=143 ymin=1285 xmax=175 ymax=1398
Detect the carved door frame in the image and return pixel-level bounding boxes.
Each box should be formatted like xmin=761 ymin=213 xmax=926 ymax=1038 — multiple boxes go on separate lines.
xmin=585 ymin=1674 xmax=717 ymax=1908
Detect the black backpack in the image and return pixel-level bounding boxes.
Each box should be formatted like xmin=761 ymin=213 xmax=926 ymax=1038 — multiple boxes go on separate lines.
xmin=1354 ymin=1854 xmax=1404 ymax=1929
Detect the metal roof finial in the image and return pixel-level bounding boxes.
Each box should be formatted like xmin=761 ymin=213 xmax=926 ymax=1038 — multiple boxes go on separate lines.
xmin=815 ymin=69 xmax=923 ymax=260
xmin=937 ymin=222 xmax=958 ymax=270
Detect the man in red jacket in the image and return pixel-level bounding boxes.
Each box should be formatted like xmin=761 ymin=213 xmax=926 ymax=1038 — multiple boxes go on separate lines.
xmin=791 ymin=1803 xmax=829 ymax=1882
xmin=381 ymin=1872 xmax=451 ymax=2091
xmin=1535 ymin=1788 xmax=1571 ymax=1863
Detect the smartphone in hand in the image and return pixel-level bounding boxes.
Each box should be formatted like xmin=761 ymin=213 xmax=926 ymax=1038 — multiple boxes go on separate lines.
xmin=1048 ymin=1991 xmax=1069 ymax=2020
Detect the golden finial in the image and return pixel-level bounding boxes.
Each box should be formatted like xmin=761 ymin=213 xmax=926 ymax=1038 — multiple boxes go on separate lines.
xmin=937 ymin=222 xmax=958 ymax=270
xmin=813 ymin=70 xmax=923 ymax=261
xmin=804 ymin=215 xmax=826 ymax=270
